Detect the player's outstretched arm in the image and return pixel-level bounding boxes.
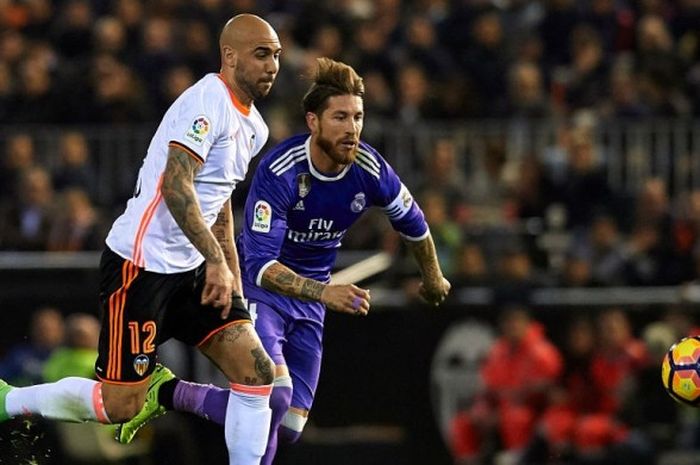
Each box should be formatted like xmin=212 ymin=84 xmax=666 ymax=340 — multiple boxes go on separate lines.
xmin=403 ymin=234 xmax=451 ymax=306
xmin=162 ymin=146 xmax=234 ymax=317
xmin=212 ymin=198 xmax=244 ymax=298
xmin=261 ymin=262 xmax=370 ymax=315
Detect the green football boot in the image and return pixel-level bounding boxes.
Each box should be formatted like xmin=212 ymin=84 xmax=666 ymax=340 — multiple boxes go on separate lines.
xmin=0 ymin=379 xmax=14 ymax=422
xmin=115 ymin=364 xmax=175 ymax=444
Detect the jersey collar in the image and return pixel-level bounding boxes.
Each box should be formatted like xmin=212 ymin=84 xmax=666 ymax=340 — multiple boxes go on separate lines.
xmin=217 ymin=74 xmax=251 ymax=117
xmin=305 ymin=136 xmax=352 ymax=181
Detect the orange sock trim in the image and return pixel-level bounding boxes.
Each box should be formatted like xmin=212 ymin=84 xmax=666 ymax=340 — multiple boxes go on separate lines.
xmin=229 ymin=383 xmax=273 ymax=397
xmin=92 ymin=383 xmax=111 ymax=424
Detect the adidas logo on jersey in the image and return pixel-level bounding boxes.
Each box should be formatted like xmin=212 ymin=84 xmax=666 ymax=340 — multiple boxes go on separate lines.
xmin=294 ymin=200 xmax=305 ymax=211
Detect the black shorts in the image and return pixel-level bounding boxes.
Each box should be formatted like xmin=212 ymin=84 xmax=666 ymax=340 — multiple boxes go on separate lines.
xmin=95 ymin=248 xmax=251 ymax=384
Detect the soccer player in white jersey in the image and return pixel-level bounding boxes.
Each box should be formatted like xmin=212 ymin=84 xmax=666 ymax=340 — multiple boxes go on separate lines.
xmin=0 ymin=14 xmax=281 ymax=465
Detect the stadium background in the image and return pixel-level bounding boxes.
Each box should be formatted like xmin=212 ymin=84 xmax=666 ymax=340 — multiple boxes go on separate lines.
xmin=0 ymin=0 xmax=699 ymax=464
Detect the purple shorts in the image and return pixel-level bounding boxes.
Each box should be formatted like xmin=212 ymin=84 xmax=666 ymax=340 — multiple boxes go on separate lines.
xmin=250 ymin=298 xmax=324 ymax=411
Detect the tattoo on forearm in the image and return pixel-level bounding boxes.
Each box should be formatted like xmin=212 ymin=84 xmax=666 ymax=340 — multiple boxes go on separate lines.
xmin=405 ymin=235 xmax=442 ymax=281
xmin=261 ymin=263 xmax=326 ymax=301
xmin=212 ymin=201 xmax=240 ymax=277
xmin=300 ymin=280 xmax=325 ymax=300
xmin=162 ymin=148 xmax=223 ymax=264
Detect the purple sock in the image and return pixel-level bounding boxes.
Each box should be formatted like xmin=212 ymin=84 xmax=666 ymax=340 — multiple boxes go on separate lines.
xmin=261 ymin=384 xmax=293 ymax=465
xmin=173 ymin=381 xmax=229 ymax=426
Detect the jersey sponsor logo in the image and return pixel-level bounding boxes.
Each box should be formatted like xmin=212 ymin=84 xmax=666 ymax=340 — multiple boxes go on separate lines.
xmin=297 ymin=173 xmax=311 ymax=198
xmin=287 ymin=229 xmax=346 ymax=242
xmin=185 ymin=115 xmax=210 ymax=146
xmin=133 ymin=354 xmax=150 ymax=377
xmin=351 ymin=192 xmax=366 ymax=212
xmin=252 ymin=200 xmax=272 ymax=233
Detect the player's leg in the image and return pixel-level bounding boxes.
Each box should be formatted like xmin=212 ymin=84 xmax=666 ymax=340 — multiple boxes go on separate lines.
xmin=198 ymin=321 xmax=274 ymax=465
xmin=117 ymin=300 xmax=289 ymax=448
xmin=260 ymin=314 xmax=323 ymax=465
xmin=1 ymin=251 xmax=154 ymax=424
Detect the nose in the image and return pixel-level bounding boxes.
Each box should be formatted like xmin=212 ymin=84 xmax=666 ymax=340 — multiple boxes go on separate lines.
xmin=266 ymin=57 xmax=279 ymax=76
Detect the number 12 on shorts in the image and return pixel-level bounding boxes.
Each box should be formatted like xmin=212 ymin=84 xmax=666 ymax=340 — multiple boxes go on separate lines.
xmin=128 ymin=321 xmax=156 ymax=354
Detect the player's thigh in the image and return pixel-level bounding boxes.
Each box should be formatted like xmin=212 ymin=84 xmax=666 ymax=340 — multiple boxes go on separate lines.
xmin=283 ymin=317 xmax=324 ymax=411
xmin=198 ymin=321 xmax=274 ymax=385
xmin=95 ymin=249 xmax=176 ymax=385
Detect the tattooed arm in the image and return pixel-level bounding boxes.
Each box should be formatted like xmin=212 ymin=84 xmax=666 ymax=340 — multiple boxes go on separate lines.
xmin=211 ymin=198 xmax=243 ymax=297
xmin=261 ymin=262 xmax=371 ymax=316
xmin=161 ymin=146 xmax=234 ymax=317
xmin=403 ymin=234 xmax=451 ymax=306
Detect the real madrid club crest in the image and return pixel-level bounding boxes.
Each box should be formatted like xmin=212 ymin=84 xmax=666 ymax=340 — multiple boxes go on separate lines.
xmin=351 ymin=192 xmax=366 ymax=213
xmin=297 ymin=173 xmax=311 ymax=198
xmin=134 ymin=355 xmax=150 ymax=377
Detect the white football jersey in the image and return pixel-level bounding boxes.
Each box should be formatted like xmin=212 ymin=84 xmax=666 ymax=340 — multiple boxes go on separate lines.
xmin=106 ymin=73 xmax=269 ymax=273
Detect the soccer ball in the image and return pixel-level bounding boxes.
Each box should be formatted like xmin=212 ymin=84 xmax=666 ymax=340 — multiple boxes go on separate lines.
xmin=662 ymin=336 xmax=700 ymax=406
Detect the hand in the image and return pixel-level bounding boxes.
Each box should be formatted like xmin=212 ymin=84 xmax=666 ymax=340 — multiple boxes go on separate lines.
xmin=419 ymin=276 xmax=451 ymax=306
xmin=201 ymin=261 xmax=235 ymax=319
xmin=320 ymin=284 xmax=371 ymax=316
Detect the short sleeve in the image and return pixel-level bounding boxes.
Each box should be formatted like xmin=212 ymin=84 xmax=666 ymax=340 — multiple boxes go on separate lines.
xmin=166 ymin=82 xmax=232 ymax=164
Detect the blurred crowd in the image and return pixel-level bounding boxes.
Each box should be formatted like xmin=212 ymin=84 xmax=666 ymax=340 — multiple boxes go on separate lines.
xmin=0 ymin=0 xmax=699 ymax=124
xmin=444 ymin=304 xmax=698 ymax=465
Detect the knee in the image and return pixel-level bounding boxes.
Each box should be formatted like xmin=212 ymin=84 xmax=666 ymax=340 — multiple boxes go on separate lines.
xmin=102 ymin=390 xmax=145 ymax=423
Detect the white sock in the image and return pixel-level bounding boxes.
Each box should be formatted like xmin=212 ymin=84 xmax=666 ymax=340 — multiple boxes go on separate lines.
xmin=6 ymin=377 xmax=110 ymax=424
xmin=225 ymin=383 xmax=273 ymax=465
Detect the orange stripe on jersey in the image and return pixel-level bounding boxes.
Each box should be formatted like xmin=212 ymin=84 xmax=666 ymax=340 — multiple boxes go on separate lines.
xmin=169 ymin=141 xmax=204 ymax=164
xmin=217 ymin=73 xmax=251 ymax=116
xmin=132 ymin=175 xmax=164 ymax=268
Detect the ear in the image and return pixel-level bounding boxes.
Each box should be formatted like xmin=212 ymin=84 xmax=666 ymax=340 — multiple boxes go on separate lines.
xmin=221 ymin=45 xmax=237 ymax=68
xmin=305 ymin=112 xmax=318 ymax=132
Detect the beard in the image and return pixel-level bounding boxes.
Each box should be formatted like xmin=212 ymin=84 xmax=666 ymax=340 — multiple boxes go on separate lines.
xmin=236 ymin=68 xmax=273 ymax=101
xmin=317 ymin=129 xmax=357 ymax=166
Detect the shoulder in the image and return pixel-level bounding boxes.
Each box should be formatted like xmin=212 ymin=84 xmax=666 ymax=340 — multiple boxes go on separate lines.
xmin=259 ymin=134 xmax=309 ymax=176
xmin=354 ymin=140 xmax=385 ymax=180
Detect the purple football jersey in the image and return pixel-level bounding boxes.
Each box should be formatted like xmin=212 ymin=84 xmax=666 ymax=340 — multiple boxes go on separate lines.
xmin=239 ymin=133 xmax=428 ymax=311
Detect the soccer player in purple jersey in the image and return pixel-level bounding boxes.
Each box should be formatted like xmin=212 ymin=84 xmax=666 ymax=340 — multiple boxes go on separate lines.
xmin=117 ymin=58 xmax=451 ymax=463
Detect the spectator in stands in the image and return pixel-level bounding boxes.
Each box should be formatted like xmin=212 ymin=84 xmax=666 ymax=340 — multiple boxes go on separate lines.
xmin=42 ymin=313 xmax=100 ymax=383
xmin=512 ymin=154 xmax=557 ymax=222
xmin=466 ymin=139 xmax=515 ymax=227
xmin=52 ymin=131 xmax=97 ymax=198
xmin=0 ymin=166 xmax=55 ymax=250
xmin=451 ymin=243 xmax=491 ymax=287
xmin=417 ymin=137 xmax=469 ymax=224
xmin=47 ymin=188 xmax=106 ymax=252
xmin=569 ymin=214 xmax=627 ymax=285
xmin=450 ymin=307 xmax=562 ymax=465
xmin=394 ymin=62 xmax=437 ymax=124
xmin=507 ymin=61 xmax=551 ymax=118
xmin=52 ymin=0 xmax=94 ymax=60
xmin=555 ymin=125 xmax=615 ymax=230
xmin=420 ymin=190 xmax=462 ymax=277
xmin=0 ymin=306 xmax=64 ymax=386
xmin=560 ymin=252 xmax=594 ymax=287
xmin=0 ymin=133 xmax=35 ymax=201
xmin=565 ymin=26 xmax=609 ymax=111
xmin=89 ymin=53 xmax=152 ymax=122
xmin=460 ymin=9 xmax=508 ymax=116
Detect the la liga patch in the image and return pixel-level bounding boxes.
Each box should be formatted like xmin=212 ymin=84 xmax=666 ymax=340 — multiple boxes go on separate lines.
xmin=185 ymin=115 xmax=210 ymax=146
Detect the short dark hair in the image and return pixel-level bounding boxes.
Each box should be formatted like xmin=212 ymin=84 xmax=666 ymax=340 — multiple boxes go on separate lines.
xmin=302 ymin=57 xmax=364 ymax=115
